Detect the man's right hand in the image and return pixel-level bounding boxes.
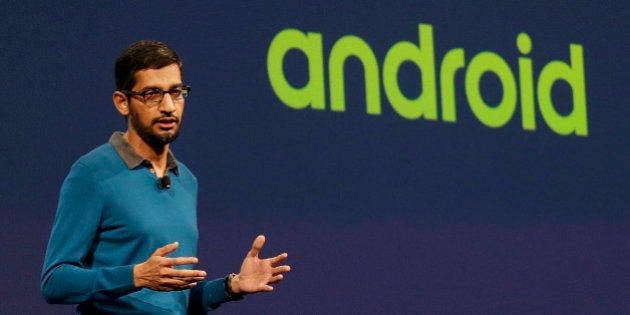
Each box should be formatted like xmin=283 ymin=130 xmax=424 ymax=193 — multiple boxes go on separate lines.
xmin=133 ymin=242 xmax=207 ymax=291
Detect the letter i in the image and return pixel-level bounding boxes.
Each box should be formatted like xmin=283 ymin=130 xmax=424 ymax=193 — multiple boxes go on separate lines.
xmin=517 ymin=33 xmax=536 ymax=131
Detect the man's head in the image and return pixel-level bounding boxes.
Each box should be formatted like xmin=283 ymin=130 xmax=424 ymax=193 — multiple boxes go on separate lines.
xmin=112 ymin=40 xmax=187 ymax=150
xmin=115 ymin=40 xmax=183 ymax=91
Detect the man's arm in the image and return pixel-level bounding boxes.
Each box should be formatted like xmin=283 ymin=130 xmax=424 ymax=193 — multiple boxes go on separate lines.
xmin=41 ymin=163 xmax=138 ymax=303
xmin=42 ymin=163 xmax=209 ymax=304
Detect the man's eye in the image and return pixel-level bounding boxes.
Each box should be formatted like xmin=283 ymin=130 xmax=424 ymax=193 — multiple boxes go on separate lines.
xmin=144 ymin=90 xmax=159 ymax=97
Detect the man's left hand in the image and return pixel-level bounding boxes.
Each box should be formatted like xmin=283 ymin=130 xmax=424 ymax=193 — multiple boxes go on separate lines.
xmin=231 ymin=235 xmax=290 ymax=294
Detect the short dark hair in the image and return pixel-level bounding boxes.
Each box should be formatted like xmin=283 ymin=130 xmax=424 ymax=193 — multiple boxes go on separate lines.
xmin=115 ymin=40 xmax=183 ymax=91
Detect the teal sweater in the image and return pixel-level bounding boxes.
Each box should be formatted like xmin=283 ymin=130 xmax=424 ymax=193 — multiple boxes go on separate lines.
xmin=41 ymin=135 xmax=230 ymax=314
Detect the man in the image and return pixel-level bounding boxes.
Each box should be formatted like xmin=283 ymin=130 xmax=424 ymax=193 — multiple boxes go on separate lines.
xmin=41 ymin=40 xmax=290 ymax=314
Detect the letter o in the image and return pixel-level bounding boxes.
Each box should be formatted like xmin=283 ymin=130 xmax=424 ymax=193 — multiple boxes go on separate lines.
xmin=465 ymin=52 xmax=517 ymax=128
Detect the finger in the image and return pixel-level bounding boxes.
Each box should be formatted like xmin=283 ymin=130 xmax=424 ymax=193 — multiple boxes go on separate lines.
xmin=247 ymin=235 xmax=266 ymax=258
xmin=267 ymin=274 xmax=284 ymax=284
xmin=269 ymin=252 xmax=288 ymax=265
xmin=272 ymin=265 xmax=291 ymax=275
xmin=159 ymin=284 xmax=198 ymax=292
xmin=160 ymin=278 xmax=200 ymax=290
xmin=152 ymin=242 xmax=179 ymax=257
xmin=165 ymin=268 xmax=207 ymax=279
xmin=163 ymin=256 xmax=200 ymax=267
xmin=174 ymin=276 xmax=207 ymax=282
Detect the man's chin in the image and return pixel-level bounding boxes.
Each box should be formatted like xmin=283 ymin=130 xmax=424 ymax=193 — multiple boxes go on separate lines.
xmin=155 ymin=126 xmax=180 ymax=139
xmin=159 ymin=131 xmax=179 ymax=144
xmin=143 ymin=130 xmax=180 ymax=148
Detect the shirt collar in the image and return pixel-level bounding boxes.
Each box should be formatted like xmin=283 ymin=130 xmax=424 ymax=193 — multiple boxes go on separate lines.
xmin=109 ymin=131 xmax=179 ymax=175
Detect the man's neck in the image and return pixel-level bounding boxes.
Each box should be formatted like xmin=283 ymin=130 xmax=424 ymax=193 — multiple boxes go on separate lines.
xmin=123 ymin=130 xmax=169 ymax=177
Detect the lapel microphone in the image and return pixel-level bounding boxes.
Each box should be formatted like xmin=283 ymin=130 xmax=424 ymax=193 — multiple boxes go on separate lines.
xmin=157 ymin=175 xmax=171 ymax=190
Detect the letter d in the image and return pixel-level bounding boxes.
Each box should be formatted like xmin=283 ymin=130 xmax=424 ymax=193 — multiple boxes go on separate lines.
xmin=537 ymin=44 xmax=588 ymax=136
xmin=383 ymin=23 xmax=437 ymax=120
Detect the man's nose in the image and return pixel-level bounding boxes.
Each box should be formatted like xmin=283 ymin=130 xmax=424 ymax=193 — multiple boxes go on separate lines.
xmin=158 ymin=93 xmax=177 ymax=113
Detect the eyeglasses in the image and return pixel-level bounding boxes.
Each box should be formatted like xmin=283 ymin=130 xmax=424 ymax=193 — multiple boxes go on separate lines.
xmin=121 ymin=85 xmax=190 ymax=105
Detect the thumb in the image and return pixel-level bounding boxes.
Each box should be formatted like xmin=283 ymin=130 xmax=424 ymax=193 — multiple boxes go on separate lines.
xmin=247 ymin=235 xmax=265 ymax=258
xmin=152 ymin=241 xmax=179 ymax=257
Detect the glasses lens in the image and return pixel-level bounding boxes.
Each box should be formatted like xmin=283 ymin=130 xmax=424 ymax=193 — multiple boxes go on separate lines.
xmin=170 ymin=88 xmax=184 ymax=100
xmin=143 ymin=89 xmax=162 ymax=103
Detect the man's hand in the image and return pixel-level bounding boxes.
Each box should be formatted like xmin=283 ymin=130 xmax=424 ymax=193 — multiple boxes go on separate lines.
xmin=133 ymin=242 xmax=207 ymax=291
xmin=230 ymin=235 xmax=290 ymax=294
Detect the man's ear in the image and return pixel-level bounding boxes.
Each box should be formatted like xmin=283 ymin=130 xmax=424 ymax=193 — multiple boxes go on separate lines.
xmin=113 ymin=91 xmax=130 ymax=116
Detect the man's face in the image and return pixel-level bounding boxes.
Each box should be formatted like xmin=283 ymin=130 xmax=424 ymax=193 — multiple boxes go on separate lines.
xmin=127 ymin=64 xmax=185 ymax=148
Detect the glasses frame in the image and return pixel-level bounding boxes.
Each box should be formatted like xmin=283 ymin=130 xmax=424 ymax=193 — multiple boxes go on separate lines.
xmin=121 ymin=85 xmax=191 ymax=105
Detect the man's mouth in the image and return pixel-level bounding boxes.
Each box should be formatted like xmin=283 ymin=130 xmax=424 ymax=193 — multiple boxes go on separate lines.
xmin=154 ymin=117 xmax=178 ymax=129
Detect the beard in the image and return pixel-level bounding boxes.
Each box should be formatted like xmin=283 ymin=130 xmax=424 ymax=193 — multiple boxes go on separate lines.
xmin=128 ymin=110 xmax=181 ymax=150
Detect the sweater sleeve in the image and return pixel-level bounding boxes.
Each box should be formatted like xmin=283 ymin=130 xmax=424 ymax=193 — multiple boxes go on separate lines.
xmin=187 ymin=278 xmax=233 ymax=314
xmin=40 ymin=162 xmax=139 ymax=304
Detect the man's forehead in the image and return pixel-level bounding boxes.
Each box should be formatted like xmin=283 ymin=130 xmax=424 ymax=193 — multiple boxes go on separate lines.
xmin=133 ymin=64 xmax=182 ymax=89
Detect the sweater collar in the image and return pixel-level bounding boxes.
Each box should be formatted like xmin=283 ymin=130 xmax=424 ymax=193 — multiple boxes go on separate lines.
xmin=109 ymin=131 xmax=179 ymax=175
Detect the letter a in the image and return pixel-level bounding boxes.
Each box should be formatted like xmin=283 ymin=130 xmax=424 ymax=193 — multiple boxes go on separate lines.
xmin=267 ymin=29 xmax=326 ymax=110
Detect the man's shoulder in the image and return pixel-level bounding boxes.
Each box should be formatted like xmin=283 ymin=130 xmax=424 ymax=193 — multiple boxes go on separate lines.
xmin=77 ymin=142 xmax=119 ymax=164
xmin=69 ymin=142 xmax=124 ymax=178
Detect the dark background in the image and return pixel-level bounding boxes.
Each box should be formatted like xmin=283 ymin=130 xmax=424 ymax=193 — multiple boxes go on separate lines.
xmin=1 ymin=1 xmax=628 ymax=314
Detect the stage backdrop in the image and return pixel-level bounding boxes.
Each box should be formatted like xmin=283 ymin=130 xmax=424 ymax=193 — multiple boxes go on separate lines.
xmin=1 ymin=1 xmax=628 ymax=314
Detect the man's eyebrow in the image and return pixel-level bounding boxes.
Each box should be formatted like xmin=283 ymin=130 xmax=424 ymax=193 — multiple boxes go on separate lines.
xmin=138 ymin=84 xmax=184 ymax=91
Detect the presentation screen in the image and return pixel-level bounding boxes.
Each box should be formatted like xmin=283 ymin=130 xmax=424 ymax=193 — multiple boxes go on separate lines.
xmin=2 ymin=2 xmax=627 ymax=314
